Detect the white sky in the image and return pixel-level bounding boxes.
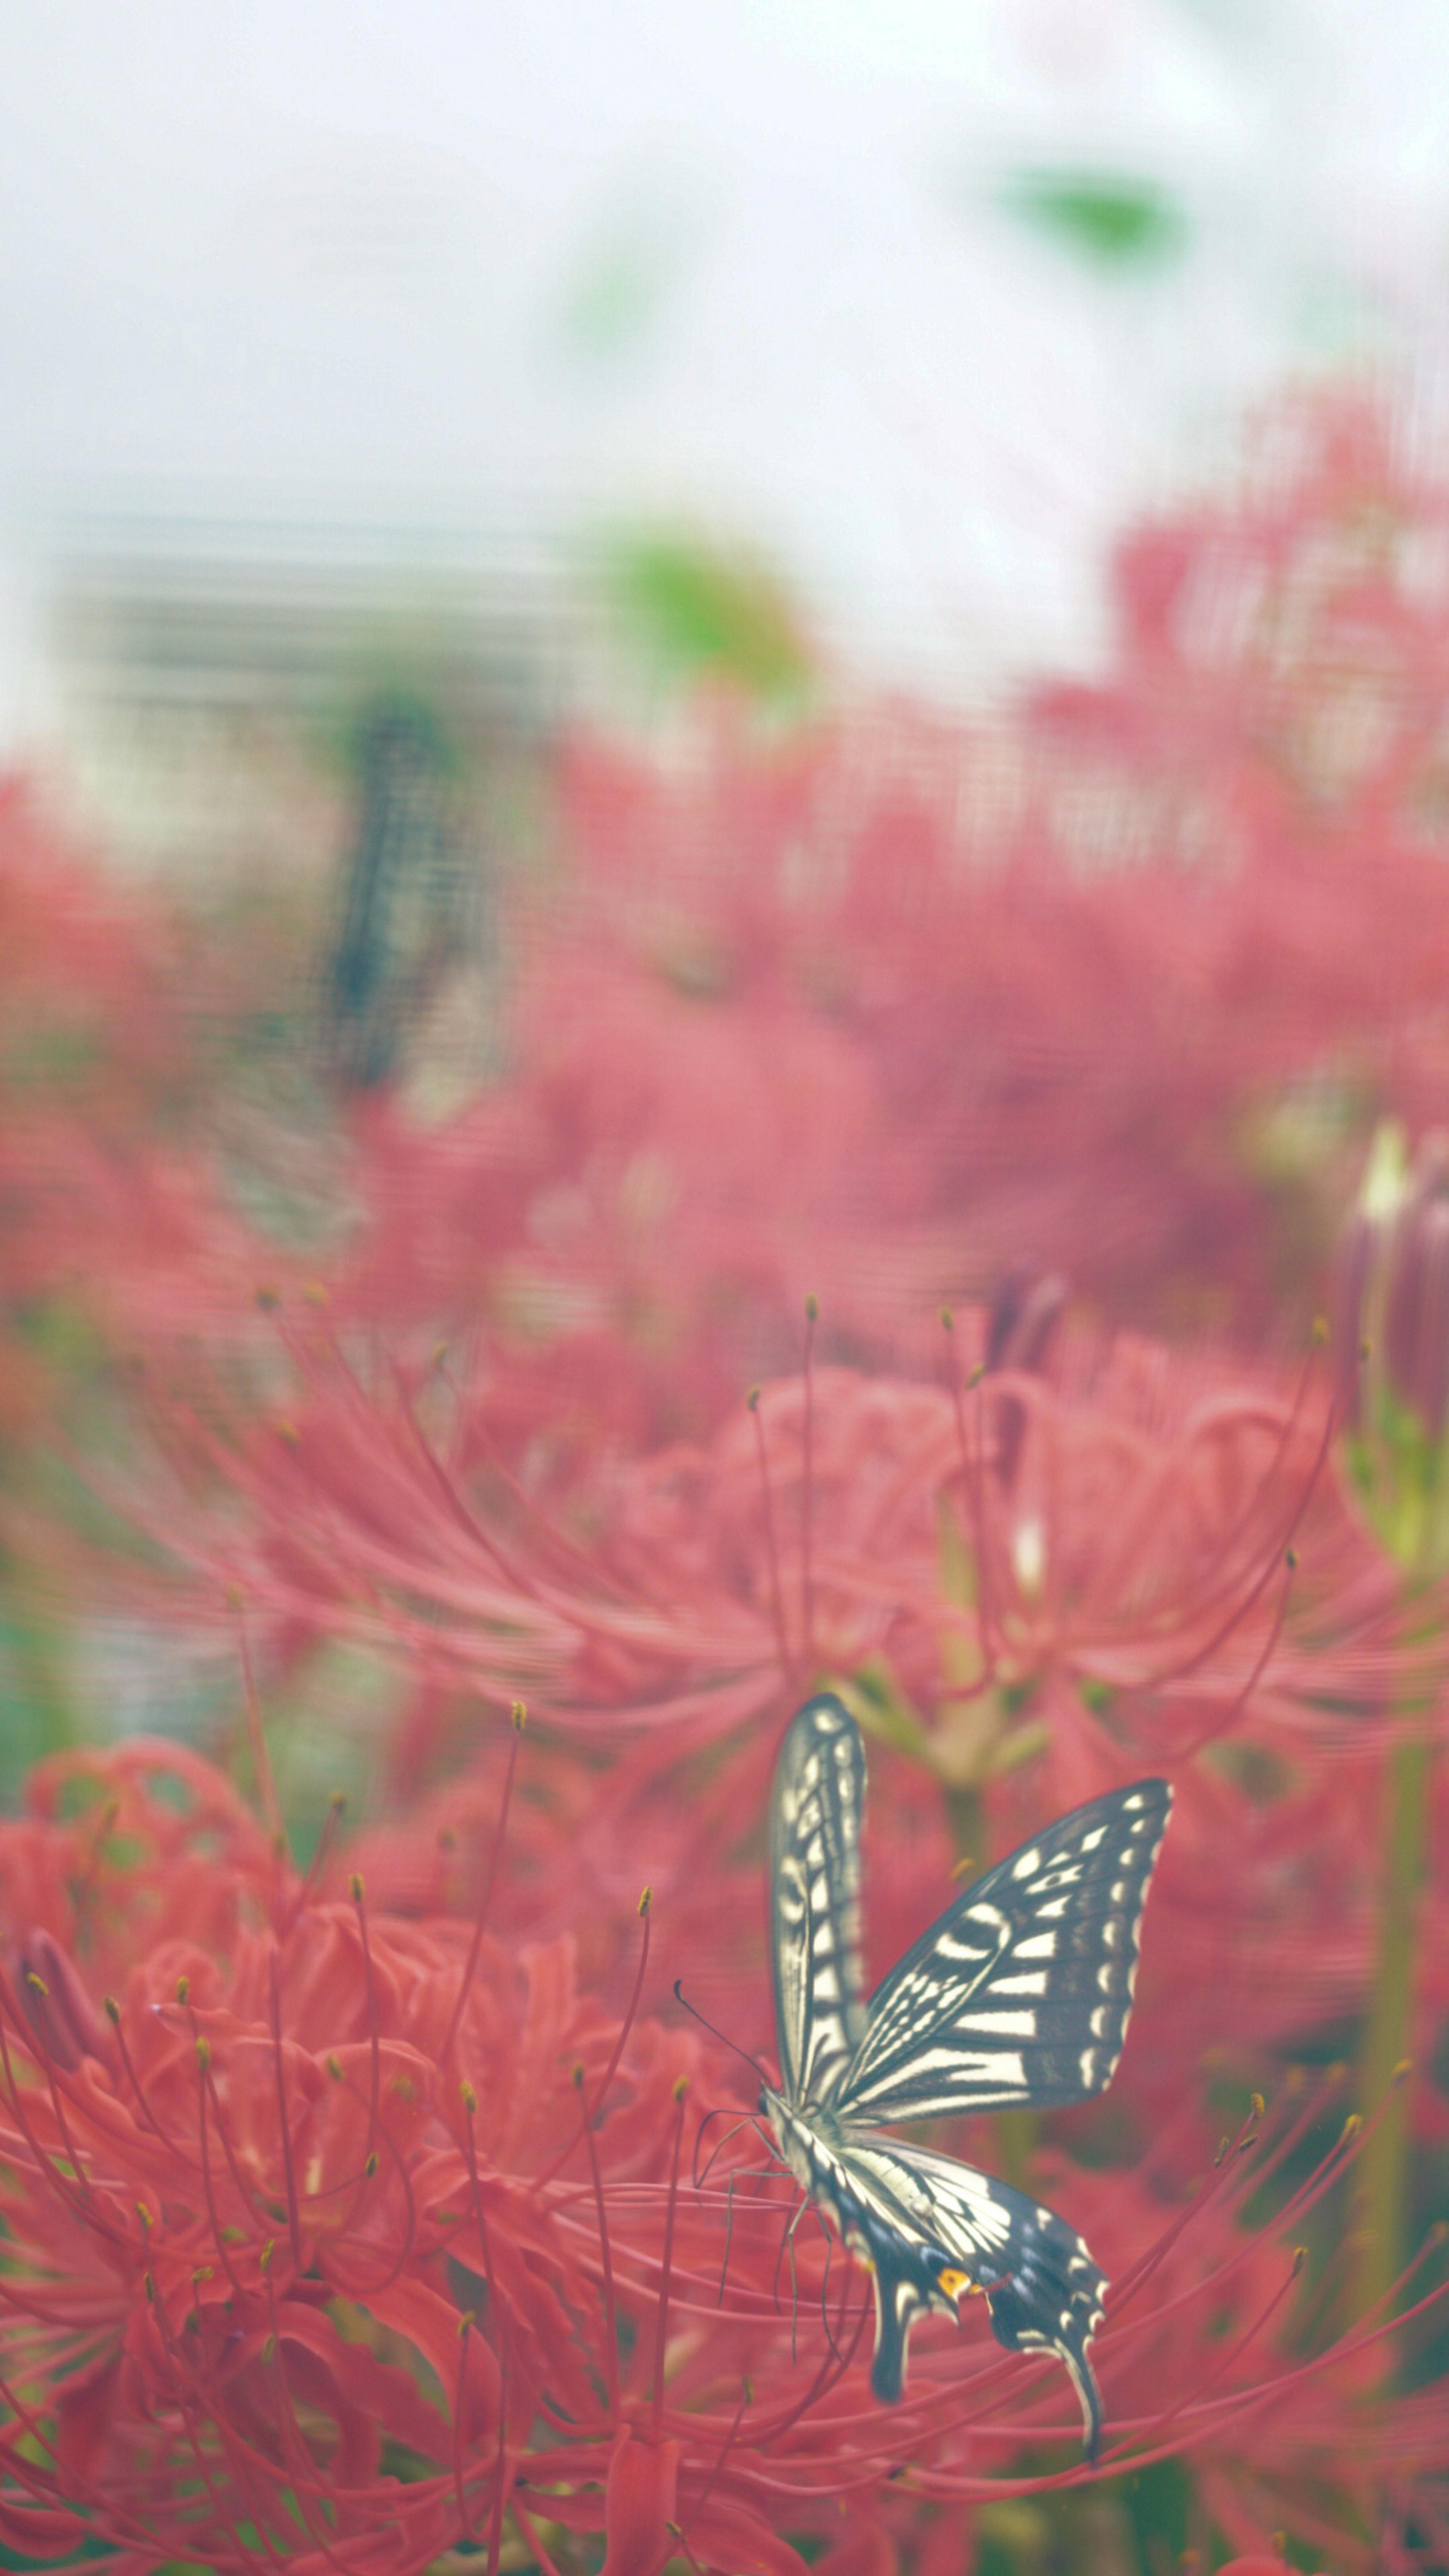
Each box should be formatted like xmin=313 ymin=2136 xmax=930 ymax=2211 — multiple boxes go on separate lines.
xmin=3 ymin=0 xmax=1449 ymax=738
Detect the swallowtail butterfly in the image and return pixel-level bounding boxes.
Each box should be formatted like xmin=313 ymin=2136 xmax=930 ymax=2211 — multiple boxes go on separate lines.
xmin=760 ymin=1693 xmax=1171 ymax=2455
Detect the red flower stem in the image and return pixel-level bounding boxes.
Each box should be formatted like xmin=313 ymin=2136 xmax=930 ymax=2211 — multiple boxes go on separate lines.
xmin=651 ymin=2081 xmax=688 ymax=2441
xmin=441 ymin=1705 xmax=526 ymax=2063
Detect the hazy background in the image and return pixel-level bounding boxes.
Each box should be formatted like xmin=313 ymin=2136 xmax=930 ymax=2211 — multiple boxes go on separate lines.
xmin=5 ymin=0 xmax=1449 ymax=817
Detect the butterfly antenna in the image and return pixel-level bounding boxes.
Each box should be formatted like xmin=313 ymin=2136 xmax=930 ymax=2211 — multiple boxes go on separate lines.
xmin=672 ymin=1980 xmax=773 ymax=2090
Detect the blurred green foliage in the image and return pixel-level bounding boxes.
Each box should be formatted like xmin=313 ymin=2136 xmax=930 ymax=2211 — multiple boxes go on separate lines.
xmin=601 ymin=534 xmax=815 ymax=702
xmin=1003 ymin=172 xmax=1188 ymax=269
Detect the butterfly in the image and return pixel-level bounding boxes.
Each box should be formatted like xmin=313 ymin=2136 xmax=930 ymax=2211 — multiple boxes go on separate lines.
xmin=759 ymin=1693 xmax=1171 ymax=2457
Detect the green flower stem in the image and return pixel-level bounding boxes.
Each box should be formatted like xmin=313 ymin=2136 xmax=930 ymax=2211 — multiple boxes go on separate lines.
xmin=1355 ymin=1730 xmax=1431 ymax=2327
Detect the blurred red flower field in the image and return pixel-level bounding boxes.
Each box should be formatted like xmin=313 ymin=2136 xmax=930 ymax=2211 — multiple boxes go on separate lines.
xmin=3 ymin=400 xmax=1449 ymax=2574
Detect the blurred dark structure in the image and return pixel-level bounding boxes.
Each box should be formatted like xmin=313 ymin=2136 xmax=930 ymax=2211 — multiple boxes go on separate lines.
xmin=324 ymin=694 xmax=472 ymax=1090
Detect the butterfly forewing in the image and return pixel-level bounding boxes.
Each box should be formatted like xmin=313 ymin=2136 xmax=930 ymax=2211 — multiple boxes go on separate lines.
xmin=769 ymin=1694 xmax=868 ymax=2107
xmin=834 ymin=1779 xmax=1172 ymax=2124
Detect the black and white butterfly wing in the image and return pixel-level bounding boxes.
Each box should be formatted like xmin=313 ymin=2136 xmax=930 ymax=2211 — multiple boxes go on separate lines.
xmin=769 ymin=1694 xmax=868 ymax=2108
xmin=834 ymin=1779 xmax=1172 ymax=2125
xmin=828 ymin=2136 xmax=1108 ymax=2456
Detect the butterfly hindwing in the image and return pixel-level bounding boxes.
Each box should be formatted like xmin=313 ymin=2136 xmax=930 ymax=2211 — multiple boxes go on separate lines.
xmin=769 ymin=1694 xmax=868 ymax=2108
xmin=838 ymin=2138 xmax=1109 ymax=2457
xmin=834 ymin=1779 xmax=1172 ymax=2124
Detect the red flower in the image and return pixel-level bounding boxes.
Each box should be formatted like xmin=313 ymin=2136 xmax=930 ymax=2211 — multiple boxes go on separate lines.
xmin=2 ymin=1738 xmax=1443 ymax=2575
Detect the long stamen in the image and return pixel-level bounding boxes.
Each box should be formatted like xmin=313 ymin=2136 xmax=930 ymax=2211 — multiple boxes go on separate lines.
xmin=748 ymin=1388 xmax=792 ymax=1679
xmin=801 ymin=1295 xmax=817 ymax=1668
xmin=511 ymin=2496 xmax=571 ymax=2576
xmin=943 ymin=1311 xmax=998 ymax=1677
xmin=458 ymin=2081 xmax=497 ymax=2314
xmin=574 ymin=2062 xmax=620 ymax=2419
xmin=676 ymin=2378 xmax=751 ymax=2552
xmin=349 ymin=1874 xmax=382 ymax=2184
xmin=540 ymin=1888 xmax=652 ymax=2187
xmin=330 ymin=2111 xmax=417 ymax=2299
xmin=195 ymin=2041 xmax=249 ymax=2300
xmin=20 ymin=1975 xmax=94 ymax=2195
xmin=452 ymin=2311 xmax=483 ymax=2545
xmin=260 ymin=2249 xmax=353 ymax=2576
xmin=149 ymin=2281 xmax=265 ymax=2573
xmin=1170 ymin=1550 xmax=1297 ymax=1759
xmin=70 ymin=1797 xmax=119 ymax=1945
xmin=104 ymin=1994 xmax=182 ymax=2149
xmin=0 ymin=1984 xmax=126 ymax=2249
xmin=487 ymin=2306 xmax=512 ymax=2576
xmin=1100 ymin=2248 xmax=1308 ymax=2469
xmin=1133 ymin=1381 xmax=1337 ymax=1695
xmin=281 ymin=1791 xmax=346 ymax=1934
xmin=441 ymin=1703 xmax=526 ymax=2063
xmin=651 ymin=2078 xmax=688 ymax=2443
xmin=268 ymin=1952 xmax=303 ymax=2270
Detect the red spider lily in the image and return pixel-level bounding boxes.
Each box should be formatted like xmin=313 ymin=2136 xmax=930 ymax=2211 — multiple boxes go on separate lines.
xmin=2 ymin=1742 xmax=1444 ymax=2576
xmin=123 ymin=1304 xmax=1418 ymax=2099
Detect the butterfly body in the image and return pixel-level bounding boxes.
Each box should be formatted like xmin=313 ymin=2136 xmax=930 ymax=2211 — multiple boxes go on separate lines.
xmin=762 ymin=1692 xmax=1171 ymax=2455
